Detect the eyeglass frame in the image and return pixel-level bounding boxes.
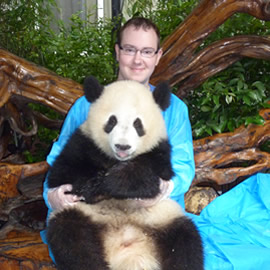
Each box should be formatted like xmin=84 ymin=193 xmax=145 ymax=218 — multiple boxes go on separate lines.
xmin=118 ymin=44 xmax=159 ymax=58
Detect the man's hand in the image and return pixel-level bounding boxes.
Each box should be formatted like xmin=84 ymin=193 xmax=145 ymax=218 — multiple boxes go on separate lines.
xmin=47 ymin=184 xmax=84 ymax=211
xmin=133 ymin=179 xmax=174 ymax=208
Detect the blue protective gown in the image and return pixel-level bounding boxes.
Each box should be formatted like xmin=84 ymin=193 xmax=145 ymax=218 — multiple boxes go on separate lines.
xmin=41 ymin=83 xmax=195 ymax=258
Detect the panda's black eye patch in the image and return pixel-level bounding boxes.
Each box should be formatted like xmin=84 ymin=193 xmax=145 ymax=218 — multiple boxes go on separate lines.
xmin=104 ymin=115 xmax=117 ymax=133
xmin=133 ymin=118 xmax=145 ymax=137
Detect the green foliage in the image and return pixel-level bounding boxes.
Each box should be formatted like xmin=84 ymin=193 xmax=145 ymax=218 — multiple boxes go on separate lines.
xmin=203 ymin=13 xmax=270 ymax=47
xmin=23 ymin=103 xmax=64 ymax=163
xmin=186 ymin=60 xmax=270 ymax=138
xmin=38 ymin=13 xmax=117 ymax=84
xmin=260 ymin=141 xmax=270 ymax=153
xmin=125 ymin=0 xmax=198 ymax=41
xmin=23 ymin=127 xmax=59 ymax=163
xmin=28 ymin=103 xmax=64 ymax=120
xmin=0 ymin=0 xmax=58 ymax=59
xmin=0 ymin=0 xmax=117 ymax=85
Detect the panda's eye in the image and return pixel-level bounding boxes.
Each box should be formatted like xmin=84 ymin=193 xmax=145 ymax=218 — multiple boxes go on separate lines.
xmin=104 ymin=115 xmax=117 ymax=133
xmin=133 ymin=118 xmax=145 ymax=137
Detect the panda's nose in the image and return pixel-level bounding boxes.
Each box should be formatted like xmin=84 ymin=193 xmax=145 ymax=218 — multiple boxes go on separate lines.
xmin=115 ymin=144 xmax=131 ymax=151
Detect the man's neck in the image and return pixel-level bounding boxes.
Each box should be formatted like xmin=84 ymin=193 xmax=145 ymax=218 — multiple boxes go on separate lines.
xmin=117 ymin=76 xmax=149 ymax=89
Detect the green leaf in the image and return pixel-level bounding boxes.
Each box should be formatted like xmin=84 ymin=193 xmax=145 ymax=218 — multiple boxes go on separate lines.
xmin=193 ymin=126 xmax=206 ymax=138
xmin=244 ymin=115 xmax=265 ymax=126
xmin=201 ymin=106 xmax=212 ymax=112
xmin=252 ymin=81 xmax=265 ymax=92
xmin=219 ymin=116 xmax=228 ymax=132
xmin=213 ymin=104 xmax=221 ymax=113
xmin=228 ymin=78 xmax=239 ymax=86
xmin=210 ymin=123 xmax=222 ymax=133
xmin=262 ymin=102 xmax=270 ymax=109
xmin=227 ymin=119 xmax=236 ymax=132
xmin=237 ymin=80 xmax=244 ymax=91
xmin=213 ymin=95 xmax=220 ymax=106
xmin=205 ymin=127 xmax=213 ymax=136
xmin=201 ymin=96 xmax=211 ymax=105
xmin=225 ymin=95 xmax=233 ymax=104
xmin=243 ymin=96 xmax=251 ymax=105
xmin=247 ymin=90 xmax=260 ymax=102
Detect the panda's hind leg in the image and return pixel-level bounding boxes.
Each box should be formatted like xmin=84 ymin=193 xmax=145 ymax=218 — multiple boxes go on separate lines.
xmin=157 ymin=217 xmax=204 ymax=270
xmin=47 ymin=207 xmax=109 ymax=270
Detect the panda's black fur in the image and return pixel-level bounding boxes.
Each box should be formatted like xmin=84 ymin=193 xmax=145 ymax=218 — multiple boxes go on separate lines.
xmin=46 ymin=76 xmax=204 ymax=270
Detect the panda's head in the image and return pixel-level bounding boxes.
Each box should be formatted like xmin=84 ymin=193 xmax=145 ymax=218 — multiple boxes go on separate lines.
xmin=80 ymin=76 xmax=171 ymax=161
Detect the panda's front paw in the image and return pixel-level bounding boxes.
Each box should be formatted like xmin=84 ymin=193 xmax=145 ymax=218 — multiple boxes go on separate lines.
xmin=102 ymin=163 xmax=161 ymax=200
xmin=69 ymin=175 xmax=109 ymax=204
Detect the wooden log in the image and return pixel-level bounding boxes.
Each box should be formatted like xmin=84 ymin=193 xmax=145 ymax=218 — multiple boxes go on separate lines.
xmin=0 ymin=50 xmax=83 ymax=114
xmin=185 ymin=186 xmax=218 ymax=215
xmin=0 ymin=231 xmax=56 ymax=269
xmin=170 ymin=35 xmax=270 ymax=98
xmin=193 ymin=107 xmax=270 ymax=186
xmin=0 ymin=162 xmax=49 ymax=206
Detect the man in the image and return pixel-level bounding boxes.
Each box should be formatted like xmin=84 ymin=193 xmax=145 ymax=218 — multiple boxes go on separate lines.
xmin=42 ymin=17 xmax=195 ymax=247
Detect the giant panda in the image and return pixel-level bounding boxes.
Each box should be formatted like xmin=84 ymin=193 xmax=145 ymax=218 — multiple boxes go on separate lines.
xmin=46 ymin=76 xmax=204 ymax=270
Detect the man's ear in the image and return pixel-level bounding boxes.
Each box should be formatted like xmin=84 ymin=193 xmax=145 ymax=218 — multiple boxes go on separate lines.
xmin=115 ymin=44 xmax=120 ymax=62
xmin=155 ymin=48 xmax=163 ymax=66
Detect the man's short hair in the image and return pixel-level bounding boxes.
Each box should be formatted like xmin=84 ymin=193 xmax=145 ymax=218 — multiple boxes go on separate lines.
xmin=116 ymin=17 xmax=161 ymax=49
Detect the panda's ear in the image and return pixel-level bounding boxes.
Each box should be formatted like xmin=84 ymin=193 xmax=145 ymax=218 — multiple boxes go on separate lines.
xmin=83 ymin=76 xmax=104 ymax=103
xmin=152 ymin=81 xmax=171 ymax=111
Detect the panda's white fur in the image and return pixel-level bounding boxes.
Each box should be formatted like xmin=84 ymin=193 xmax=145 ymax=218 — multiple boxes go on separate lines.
xmin=46 ymin=77 xmax=203 ymax=270
xmin=80 ymin=80 xmax=167 ymax=161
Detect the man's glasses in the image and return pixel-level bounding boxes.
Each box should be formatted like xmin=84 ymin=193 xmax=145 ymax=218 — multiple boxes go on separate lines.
xmin=119 ymin=45 xmax=159 ymax=58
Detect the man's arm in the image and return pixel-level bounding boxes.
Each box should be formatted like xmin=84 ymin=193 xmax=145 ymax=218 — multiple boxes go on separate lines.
xmin=43 ymin=96 xmax=90 ymax=211
xmin=165 ymin=94 xmax=195 ymax=208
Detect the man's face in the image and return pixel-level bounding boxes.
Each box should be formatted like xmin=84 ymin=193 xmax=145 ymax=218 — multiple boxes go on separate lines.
xmin=115 ymin=26 xmax=163 ymax=87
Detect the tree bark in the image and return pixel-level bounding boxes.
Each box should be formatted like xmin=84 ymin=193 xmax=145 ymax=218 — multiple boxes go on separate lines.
xmin=193 ymin=108 xmax=270 ymax=186
xmin=0 ymin=50 xmax=83 ymax=114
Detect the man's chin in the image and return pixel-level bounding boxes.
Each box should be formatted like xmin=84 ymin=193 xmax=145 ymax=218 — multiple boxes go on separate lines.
xmin=118 ymin=71 xmax=149 ymax=86
xmin=129 ymin=75 xmax=148 ymax=86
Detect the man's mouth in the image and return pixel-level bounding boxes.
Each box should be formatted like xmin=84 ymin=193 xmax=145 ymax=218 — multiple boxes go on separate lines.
xmin=131 ymin=67 xmax=144 ymax=72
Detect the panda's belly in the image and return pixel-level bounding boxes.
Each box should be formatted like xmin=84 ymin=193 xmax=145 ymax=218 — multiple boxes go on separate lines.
xmin=104 ymin=223 xmax=160 ymax=270
xmin=75 ymin=199 xmax=183 ymax=270
xmin=76 ymin=198 xmax=183 ymax=228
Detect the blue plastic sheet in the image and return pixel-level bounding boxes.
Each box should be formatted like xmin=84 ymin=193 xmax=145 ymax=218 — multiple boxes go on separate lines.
xmin=190 ymin=173 xmax=270 ymax=270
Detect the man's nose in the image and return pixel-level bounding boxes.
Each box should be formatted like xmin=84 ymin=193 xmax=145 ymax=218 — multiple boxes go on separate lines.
xmin=133 ymin=50 xmax=142 ymax=62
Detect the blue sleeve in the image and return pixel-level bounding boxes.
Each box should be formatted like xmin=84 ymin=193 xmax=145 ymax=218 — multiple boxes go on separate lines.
xmin=43 ymin=96 xmax=90 ymax=211
xmin=46 ymin=96 xmax=90 ymax=166
xmin=163 ymin=94 xmax=195 ymax=208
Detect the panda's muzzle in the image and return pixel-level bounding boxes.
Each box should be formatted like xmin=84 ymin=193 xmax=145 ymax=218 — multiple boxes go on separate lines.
xmin=114 ymin=144 xmax=132 ymax=160
xmin=115 ymin=144 xmax=131 ymax=151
